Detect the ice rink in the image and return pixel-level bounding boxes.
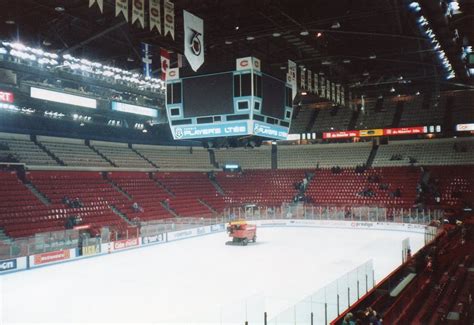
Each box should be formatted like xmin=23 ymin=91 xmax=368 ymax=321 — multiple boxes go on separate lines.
xmin=0 ymin=226 xmax=425 ymax=324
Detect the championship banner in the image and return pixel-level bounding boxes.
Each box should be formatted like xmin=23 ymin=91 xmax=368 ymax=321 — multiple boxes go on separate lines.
xmin=183 ymin=10 xmax=204 ymax=71
xmin=288 ymin=60 xmax=297 ymax=99
xmin=115 ymin=0 xmax=128 ymax=21
xmin=132 ymin=0 xmax=145 ymax=28
xmin=314 ymin=73 xmax=319 ymax=95
xmin=341 ymin=86 xmax=345 ymax=106
xmin=149 ymin=0 xmax=161 ymax=33
xmin=164 ymin=0 xmax=175 ymax=39
xmin=348 ymin=91 xmax=353 ymax=109
xmin=332 ymin=82 xmax=336 ymax=102
xmin=141 ymin=43 xmax=153 ymax=78
xmin=326 ymin=79 xmax=331 ymax=99
xmin=300 ymin=67 xmax=306 ymax=90
xmin=336 ymin=84 xmax=340 ymax=104
xmin=161 ymin=48 xmax=170 ymax=80
xmin=89 ymin=0 xmax=104 ymax=13
xmin=320 ymin=75 xmax=326 ymax=98
xmin=307 ymin=70 xmax=312 ymax=93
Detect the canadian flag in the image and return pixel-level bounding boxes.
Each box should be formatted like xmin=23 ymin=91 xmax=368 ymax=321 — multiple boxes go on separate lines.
xmin=161 ymin=48 xmax=170 ymax=80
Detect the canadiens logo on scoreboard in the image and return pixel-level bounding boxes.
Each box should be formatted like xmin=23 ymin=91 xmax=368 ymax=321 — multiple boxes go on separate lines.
xmin=174 ymin=127 xmax=184 ymax=139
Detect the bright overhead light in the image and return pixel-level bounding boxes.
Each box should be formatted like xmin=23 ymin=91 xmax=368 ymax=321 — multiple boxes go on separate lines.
xmin=272 ymin=32 xmax=281 ymax=37
xmin=390 ymin=87 xmax=396 ymax=92
xmin=225 ymin=40 xmax=233 ymax=45
xmin=301 ymin=91 xmax=308 ymax=96
xmin=331 ymin=21 xmax=341 ymax=29
xmin=316 ymin=32 xmax=322 ymax=38
xmin=369 ymin=54 xmax=377 ymax=59
xmin=415 ymin=91 xmax=421 ymax=95
xmin=5 ymin=20 xmax=15 ymax=25
xmin=246 ymin=36 xmax=255 ymax=41
xmin=300 ymin=31 xmax=309 ymax=36
xmin=235 ymin=26 xmax=239 ymax=31
xmin=342 ymin=59 xmax=351 ymax=64
xmin=55 ymin=6 xmax=65 ymax=12
xmin=408 ymin=2 xmax=421 ymax=12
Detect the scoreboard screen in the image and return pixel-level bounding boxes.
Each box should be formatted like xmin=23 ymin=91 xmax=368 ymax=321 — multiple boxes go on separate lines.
xmin=182 ymin=72 xmax=234 ymax=118
xmin=261 ymin=74 xmax=286 ymax=120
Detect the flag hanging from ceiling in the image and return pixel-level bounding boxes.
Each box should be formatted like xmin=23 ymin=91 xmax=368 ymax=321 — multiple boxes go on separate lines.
xmin=149 ymin=0 xmax=161 ymax=33
xmin=115 ymin=0 xmax=128 ymax=21
xmin=89 ymin=0 xmax=103 ymax=13
xmin=160 ymin=48 xmax=170 ymax=80
xmin=132 ymin=0 xmax=145 ymax=28
xmin=287 ymin=60 xmax=297 ymax=100
xmin=183 ymin=10 xmax=204 ymax=71
xmin=164 ymin=0 xmax=175 ymax=39
xmin=142 ymin=43 xmax=153 ymax=78
xmin=307 ymin=70 xmax=312 ymax=93
xmin=341 ymin=86 xmax=345 ymax=106
xmin=314 ymin=72 xmax=319 ymax=95
xmin=300 ymin=67 xmax=306 ymax=90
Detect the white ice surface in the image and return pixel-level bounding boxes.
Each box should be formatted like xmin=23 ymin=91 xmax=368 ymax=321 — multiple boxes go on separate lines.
xmin=0 ymin=227 xmax=424 ymax=324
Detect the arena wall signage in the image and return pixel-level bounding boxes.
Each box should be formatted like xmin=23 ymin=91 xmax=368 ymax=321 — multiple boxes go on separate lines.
xmin=0 ymin=91 xmax=14 ymax=103
xmin=111 ymin=102 xmax=158 ymax=118
xmin=455 ymin=123 xmax=474 ymax=132
xmin=30 ymin=87 xmax=97 ymax=109
xmin=323 ymin=126 xmax=434 ymax=139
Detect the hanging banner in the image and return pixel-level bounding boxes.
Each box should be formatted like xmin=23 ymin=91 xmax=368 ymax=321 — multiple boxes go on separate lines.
xmin=149 ymin=0 xmax=161 ymax=33
xmin=314 ymin=73 xmax=319 ymax=95
xmin=161 ymin=48 xmax=170 ymax=80
xmin=320 ymin=75 xmax=326 ymax=98
xmin=300 ymin=67 xmax=306 ymax=90
xmin=132 ymin=0 xmax=145 ymax=28
xmin=349 ymin=91 xmax=353 ymax=110
xmin=331 ymin=82 xmax=336 ymax=102
xmin=288 ymin=60 xmax=297 ymax=99
xmin=307 ymin=70 xmax=312 ymax=93
xmin=89 ymin=0 xmax=104 ymax=13
xmin=141 ymin=43 xmax=153 ymax=78
xmin=115 ymin=0 xmax=128 ymax=21
xmin=166 ymin=68 xmax=179 ymax=81
xmin=335 ymin=84 xmax=340 ymax=104
xmin=183 ymin=10 xmax=204 ymax=72
xmin=326 ymin=79 xmax=331 ymax=100
xmin=164 ymin=0 xmax=175 ymax=39
xmin=341 ymin=86 xmax=345 ymax=106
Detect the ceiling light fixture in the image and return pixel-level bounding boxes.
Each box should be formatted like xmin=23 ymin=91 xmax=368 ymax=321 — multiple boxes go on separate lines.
xmin=300 ymin=31 xmax=309 ymax=36
xmin=272 ymin=32 xmax=281 ymax=37
xmin=331 ymin=21 xmax=341 ymax=29
xmin=225 ymin=40 xmax=233 ymax=45
xmin=246 ymin=36 xmax=255 ymax=41
xmin=316 ymin=32 xmax=322 ymax=38
xmin=5 ymin=20 xmax=15 ymax=25
xmin=55 ymin=6 xmax=65 ymax=12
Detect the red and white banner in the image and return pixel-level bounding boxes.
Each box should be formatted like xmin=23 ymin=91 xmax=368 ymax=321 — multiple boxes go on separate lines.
xmin=164 ymin=0 xmax=175 ymax=39
xmin=113 ymin=238 xmax=139 ymax=251
xmin=166 ymin=67 xmax=179 ymax=80
xmin=307 ymin=70 xmax=312 ymax=93
xmin=132 ymin=0 xmax=145 ymax=28
xmin=160 ymin=48 xmax=170 ymax=80
xmin=183 ymin=10 xmax=204 ymax=71
xmin=384 ymin=126 xmax=425 ymax=135
xmin=115 ymin=0 xmax=128 ymax=21
xmin=287 ymin=60 xmax=297 ymax=99
xmin=236 ymin=57 xmax=260 ymax=72
xmin=149 ymin=0 xmax=161 ymax=33
xmin=89 ymin=0 xmax=104 ymax=13
xmin=0 ymin=91 xmax=14 ymax=103
xmin=34 ymin=250 xmax=70 ymax=265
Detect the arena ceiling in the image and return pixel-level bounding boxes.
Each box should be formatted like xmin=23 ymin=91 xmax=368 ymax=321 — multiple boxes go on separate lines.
xmin=1 ymin=0 xmax=473 ymax=93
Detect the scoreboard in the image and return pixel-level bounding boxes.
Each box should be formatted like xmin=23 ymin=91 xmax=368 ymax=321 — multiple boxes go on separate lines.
xmin=165 ymin=57 xmax=293 ymax=140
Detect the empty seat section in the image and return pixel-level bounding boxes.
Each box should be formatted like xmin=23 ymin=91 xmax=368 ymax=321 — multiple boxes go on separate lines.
xmin=92 ymin=141 xmax=153 ymax=168
xmin=0 ymin=132 xmax=56 ymax=166
xmin=108 ymin=172 xmax=172 ymax=221
xmin=154 ymin=172 xmax=225 ymax=217
xmin=38 ymin=136 xmax=110 ymax=167
xmin=216 ymin=169 xmax=305 ymax=206
xmin=214 ymin=147 xmax=271 ymax=169
xmin=134 ymin=145 xmax=213 ymax=170
xmin=305 ymin=167 xmax=420 ymax=208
